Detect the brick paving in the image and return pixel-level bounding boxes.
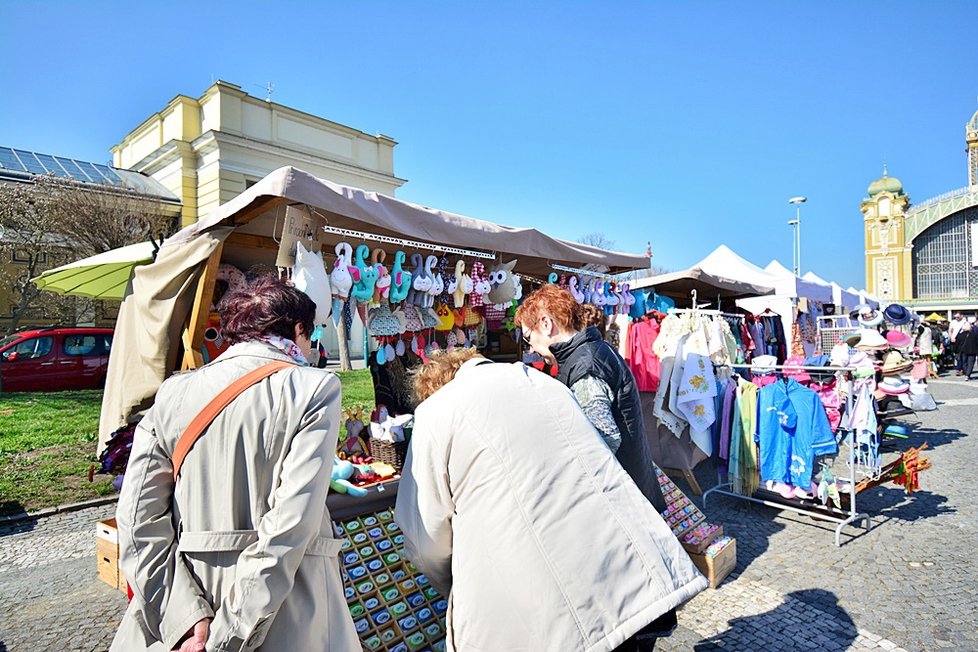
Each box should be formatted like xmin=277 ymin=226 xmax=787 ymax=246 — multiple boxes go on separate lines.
xmin=1 ymin=377 xmax=975 ymax=651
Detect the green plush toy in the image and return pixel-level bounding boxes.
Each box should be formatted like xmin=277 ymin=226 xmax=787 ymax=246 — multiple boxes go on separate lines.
xmin=331 ymin=457 xmax=368 ymax=497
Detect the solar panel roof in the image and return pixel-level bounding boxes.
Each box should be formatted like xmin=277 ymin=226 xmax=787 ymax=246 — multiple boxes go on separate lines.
xmin=0 ymin=146 xmax=179 ymax=203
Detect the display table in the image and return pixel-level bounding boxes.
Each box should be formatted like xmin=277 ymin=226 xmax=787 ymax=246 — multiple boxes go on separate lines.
xmin=329 ymin=479 xmax=448 ymax=651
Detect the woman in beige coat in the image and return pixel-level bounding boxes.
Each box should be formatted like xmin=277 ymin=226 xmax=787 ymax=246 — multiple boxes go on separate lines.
xmin=396 ymin=349 xmax=707 ymax=652
xmin=111 ymin=277 xmax=358 ymax=652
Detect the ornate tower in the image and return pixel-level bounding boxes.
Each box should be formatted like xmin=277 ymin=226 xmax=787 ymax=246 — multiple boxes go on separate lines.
xmin=967 ymin=109 xmax=978 ymax=188
xmin=860 ymin=166 xmax=911 ymax=302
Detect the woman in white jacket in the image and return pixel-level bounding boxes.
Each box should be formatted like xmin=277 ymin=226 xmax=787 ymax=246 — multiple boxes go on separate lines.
xmin=395 ymin=349 xmax=706 ymax=652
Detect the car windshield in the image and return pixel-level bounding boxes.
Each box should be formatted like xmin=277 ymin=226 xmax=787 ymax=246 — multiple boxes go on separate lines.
xmin=0 ymin=334 xmax=20 ymax=349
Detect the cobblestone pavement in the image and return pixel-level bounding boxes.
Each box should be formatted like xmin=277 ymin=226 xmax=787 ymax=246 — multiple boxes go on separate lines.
xmin=1 ymin=377 xmax=975 ymax=651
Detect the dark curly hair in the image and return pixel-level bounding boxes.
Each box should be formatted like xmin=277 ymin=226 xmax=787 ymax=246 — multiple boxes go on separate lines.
xmin=219 ymin=276 xmax=316 ymax=345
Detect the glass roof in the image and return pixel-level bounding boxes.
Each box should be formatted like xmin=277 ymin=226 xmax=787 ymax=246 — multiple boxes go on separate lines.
xmin=0 ymin=146 xmax=178 ymax=203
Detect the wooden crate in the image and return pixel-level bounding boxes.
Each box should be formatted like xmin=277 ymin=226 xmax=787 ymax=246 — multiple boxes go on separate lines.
xmin=96 ymin=518 xmax=128 ymax=592
xmin=688 ymin=537 xmax=736 ymax=589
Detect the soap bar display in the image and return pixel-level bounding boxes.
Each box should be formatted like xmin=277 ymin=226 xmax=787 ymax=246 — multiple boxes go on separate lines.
xmin=336 ymin=508 xmax=447 ymax=651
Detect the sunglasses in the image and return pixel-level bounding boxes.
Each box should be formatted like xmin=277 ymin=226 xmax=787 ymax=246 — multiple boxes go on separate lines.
xmin=521 ymin=318 xmax=540 ymax=345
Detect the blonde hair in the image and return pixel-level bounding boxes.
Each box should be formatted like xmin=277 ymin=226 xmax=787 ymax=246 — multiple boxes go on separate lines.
xmin=413 ymin=347 xmax=484 ymax=403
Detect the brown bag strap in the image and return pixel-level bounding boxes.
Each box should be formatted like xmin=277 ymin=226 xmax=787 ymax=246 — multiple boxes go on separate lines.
xmin=171 ymin=360 xmax=298 ymax=481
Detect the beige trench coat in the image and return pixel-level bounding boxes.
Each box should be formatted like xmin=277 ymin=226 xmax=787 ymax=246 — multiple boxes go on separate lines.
xmin=395 ymin=359 xmax=708 ymax=652
xmin=110 ymin=341 xmax=359 ymax=652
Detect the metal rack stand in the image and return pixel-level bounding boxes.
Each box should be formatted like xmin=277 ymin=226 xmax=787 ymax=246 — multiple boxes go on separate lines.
xmin=702 ymin=363 xmax=872 ymax=546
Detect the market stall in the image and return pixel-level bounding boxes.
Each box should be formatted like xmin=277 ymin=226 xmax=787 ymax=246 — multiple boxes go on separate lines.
xmin=93 ymin=166 xmax=650 ymax=650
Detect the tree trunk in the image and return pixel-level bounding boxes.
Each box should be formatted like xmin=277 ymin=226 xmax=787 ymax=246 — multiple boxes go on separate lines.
xmin=337 ymin=309 xmax=352 ymax=371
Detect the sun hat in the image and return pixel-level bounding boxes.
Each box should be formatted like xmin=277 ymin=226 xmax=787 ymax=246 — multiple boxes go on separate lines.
xmin=750 ymin=354 xmax=777 ymax=375
xmin=883 ymin=303 xmax=912 ymax=325
xmin=858 ymin=308 xmax=884 ymax=327
xmin=881 ymin=350 xmax=913 ymax=375
xmin=845 ymin=328 xmax=887 ymax=350
xmin=884 ymin=330 xmax=912 ymax=349
xmin=782 ymin=356 xmax=811 ymax=383
xmin=879 ymin=376 xmax=911 ymax=395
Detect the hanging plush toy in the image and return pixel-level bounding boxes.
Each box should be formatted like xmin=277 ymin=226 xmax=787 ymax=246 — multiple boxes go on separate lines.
xmin=454 ymin=260 xmax=472 ymax=308
xmin=547 ymin=272 xmax=558 ymax=284
xmin=408 ymin=253 xmax=431 ymax=306
xmin=390 ymin=250 xmax=412 ymax=304
xmin=437 ymin=256 xmax=452 ymax=305
xmin=487 ymin=259 xmax=518 ymax=309
xmin=434 ymin=304 xmax=455 ymax=331
xmin=569 ymin=276 xmax=585 ymax=303
xmin=330 ymin=242 xmax=354 ymax=326
xmin=372 ymin=248 xmax=391 ymax=303
xmin=292 ymin=241 xmax=332 ymax=326
xmin=621 ymin=283 xmax=636 ymax=315
xmin=469 ymin=261 xmax=489 ymax=308
xmin=425 ymin=255 xmax=442 ymax=308
xmin=350 ymin=244 xmax=378 ymax=303
xmin=512 ymin=273 xmax=523 ymax=301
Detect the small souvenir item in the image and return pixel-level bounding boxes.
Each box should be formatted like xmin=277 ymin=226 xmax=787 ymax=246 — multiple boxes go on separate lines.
xmin=409 ymin=253 xmax=431 ymax=306
xmin=434 ymin=304 xmax=455 ymax=331
xmin=621 ymin=283 xmax=636 ymax=314
xmin=547 ymin=272 xmax=558 ymax=284
xmin=453 ymin=260 xmax=469 ymax=308
xmin=569 ymin=276 xmax=585 ymax=303
xmin=425 ymin=255 xmax=441 ymax=308
xmin=330 ymin=242 xmax=355 ymax=326
xmin=292 ymin=242 xmax=332 ymax=325
xmin=487 ymin=259 xmax=518 ymax=308
xmin=390 ymin=251 xmax=412 ymax=304
xmin=469 ymin=261 xmax=489 ymax=308
xmin=372 ymin=248 xmax=391 ymax=303
xmin=351 ymin=244 xmax=379 ymax=303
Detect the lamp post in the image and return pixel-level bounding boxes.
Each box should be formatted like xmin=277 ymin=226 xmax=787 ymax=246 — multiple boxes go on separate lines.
xmin=788 ymin=196 xmax=806 ymax=275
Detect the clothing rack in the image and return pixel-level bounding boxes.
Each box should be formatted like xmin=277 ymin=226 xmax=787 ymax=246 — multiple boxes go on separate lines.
xmin=702 ymin=363 xmax=872 ymax=546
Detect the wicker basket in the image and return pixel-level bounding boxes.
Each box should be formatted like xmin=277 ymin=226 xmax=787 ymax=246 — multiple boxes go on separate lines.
xmin=370 ymin=427 xmax=412 ymax=471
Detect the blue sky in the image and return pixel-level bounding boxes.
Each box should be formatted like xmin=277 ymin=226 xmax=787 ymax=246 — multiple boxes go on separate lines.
xmin=1 ymin=1 xmax=975 ymax=289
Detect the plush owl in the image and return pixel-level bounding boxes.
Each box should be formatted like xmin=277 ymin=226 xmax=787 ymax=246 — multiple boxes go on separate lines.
xmin=487 ymin=259 xmax=518 ymax=308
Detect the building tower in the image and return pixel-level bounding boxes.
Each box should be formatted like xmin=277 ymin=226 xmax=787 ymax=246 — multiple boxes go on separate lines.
xmin=968 ymin=109 xmax=978 ymax=188
xmin=860 ymin=165 xmax=911 ymax=302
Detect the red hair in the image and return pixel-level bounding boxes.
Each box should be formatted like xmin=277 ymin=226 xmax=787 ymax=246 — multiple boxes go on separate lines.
xmin=220 ymin=276 xmax=316 ymax=345
xmin=515 ymin=285 xmax=584 ymax=332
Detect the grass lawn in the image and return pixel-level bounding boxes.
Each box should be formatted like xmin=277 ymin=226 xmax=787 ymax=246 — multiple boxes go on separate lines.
xmin=0 ymin=368 xmax=375 ymax=517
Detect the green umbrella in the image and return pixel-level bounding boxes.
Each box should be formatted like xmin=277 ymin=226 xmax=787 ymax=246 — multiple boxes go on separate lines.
xmin=31 ymin=241 xmax=156 ymax=300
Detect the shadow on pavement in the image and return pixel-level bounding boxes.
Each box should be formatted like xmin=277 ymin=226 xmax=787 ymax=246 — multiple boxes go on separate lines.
xmin=693 ymin=589 xmax=856 ymax=651
xmin=0 ymin=502 xmax=38 ymax=536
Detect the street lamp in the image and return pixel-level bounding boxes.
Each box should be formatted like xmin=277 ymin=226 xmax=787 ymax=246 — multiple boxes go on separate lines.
xmin=788 ymin=196 xmax=806 ymax=275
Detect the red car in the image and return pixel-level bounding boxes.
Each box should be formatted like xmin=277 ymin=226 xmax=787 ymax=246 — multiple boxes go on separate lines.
xmin=0 ymin=327 xmax=114 ymax=392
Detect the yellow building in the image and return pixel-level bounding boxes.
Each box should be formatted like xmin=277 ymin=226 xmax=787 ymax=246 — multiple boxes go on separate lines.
xmin=111 ymin=80 xmax=405 ymax=228
xmin=862 ymin=109 xmax=978 ymax=314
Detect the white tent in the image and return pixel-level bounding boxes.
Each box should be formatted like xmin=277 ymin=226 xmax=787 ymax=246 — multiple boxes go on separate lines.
xmin=763 ymin=260 xmax=833 ymax=303
xmin=801 ymin=271 xmax=861 ymax=312
xmin=847 ymin=287 xmax=880 ymax=310
xmin=696 ymin=245 xmax=783 ymax=294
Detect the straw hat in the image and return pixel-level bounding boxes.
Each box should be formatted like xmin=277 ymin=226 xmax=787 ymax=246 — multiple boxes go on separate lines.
xmin=881 ymin=350 xmax=913 ymax=375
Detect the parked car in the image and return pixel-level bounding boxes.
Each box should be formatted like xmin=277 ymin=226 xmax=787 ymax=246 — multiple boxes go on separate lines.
xmin=0 ymin=327 xmax=113 ymax=392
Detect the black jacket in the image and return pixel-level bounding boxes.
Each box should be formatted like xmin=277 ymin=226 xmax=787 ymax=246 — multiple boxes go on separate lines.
xmin=962 ymin=328 xmax=978 ymax=356
xmin=551 ymin=327 xmax=667 ymax=513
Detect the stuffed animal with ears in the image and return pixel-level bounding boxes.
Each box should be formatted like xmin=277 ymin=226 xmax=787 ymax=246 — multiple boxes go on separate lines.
xmin=330 ymin=457 xmax=368 ymax=497
xmin=582 ymin=278 xmax=594 ymax=304
xmin=372 ymin=248 xmax=391 ymax=303
xmin=603 ymin=282 xmax=619 ymax=315
xmin=350 ymin=244 xmax=378 ymax=303
xmin=512 ymin=273 xmax=523 ymax=301
xmin=469 ymin=261 xmax=489 ymax=308
xmin=487 ymin=259 xmax=519 ymax=308
xmin=389 ymin=250 xmax=412 ymax=303
xmin=330 ymin=242 xmax=354 ymax=326
xmin=621 ymin=283 xmax=636 ymax=314
xmin=453 ymin=260 xmax=473 ymax=308
xmin=426 ymin=255 xmax=443 ymax=308
xmin=408 ymin=253 xmax=431 ymax=306
xmin=437 ymin=256 xmax=453 ymax=305
xmin=547 ymin=272 xmax=559 ymax=284
xmin=568 ymin=276 xmax=585 ymax=303
xmin=292 ymin=242 xmax=332 ymax=326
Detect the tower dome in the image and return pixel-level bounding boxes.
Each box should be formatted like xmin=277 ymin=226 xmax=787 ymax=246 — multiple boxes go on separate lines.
xmin=868 ymin=165 xmax=903 ymax=196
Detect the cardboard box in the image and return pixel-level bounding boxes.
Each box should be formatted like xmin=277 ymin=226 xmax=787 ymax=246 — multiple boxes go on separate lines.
xmin=680 ymin=524 xmax=724 ymax=555
xmin=96 ymin=518 xmax=127 ymax=592
xmin=688 ymin=537 xmax=736 ymax=589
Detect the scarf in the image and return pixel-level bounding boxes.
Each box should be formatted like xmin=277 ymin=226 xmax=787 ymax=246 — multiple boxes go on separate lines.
xmin=261 ymin=335 xmax=308 ymax=365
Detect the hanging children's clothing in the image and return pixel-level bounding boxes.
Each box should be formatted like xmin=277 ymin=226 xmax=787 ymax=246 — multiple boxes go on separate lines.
xmin=729 ymin=378 xmax=759 ymax=496
xmin=756 ymin=378 xmax=837 ymax=491
xmin=627 ymin=317 xmax=662 ymax=392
